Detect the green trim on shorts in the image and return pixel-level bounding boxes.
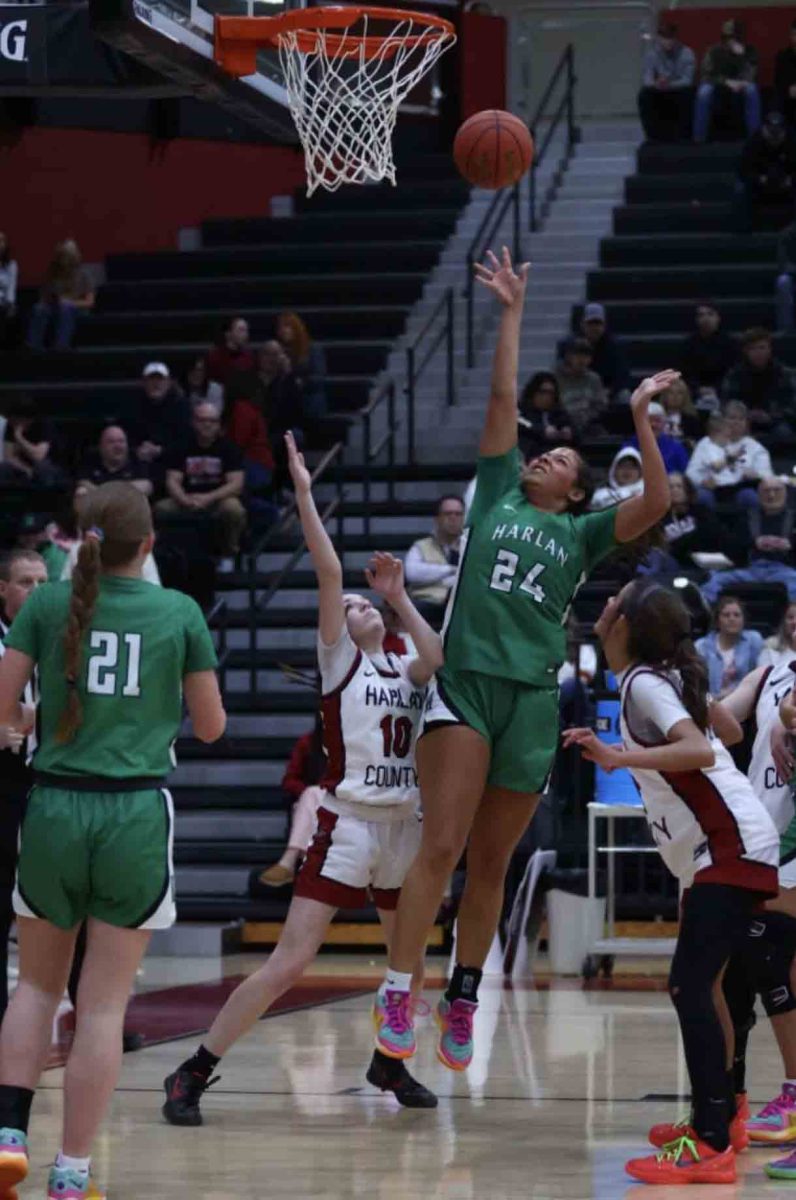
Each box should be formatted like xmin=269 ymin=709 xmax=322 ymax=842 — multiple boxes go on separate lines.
xmin=435 ymin=666 xmax=559 ymax=794
xmin=15 ymin=786 xmax=174 ymax=930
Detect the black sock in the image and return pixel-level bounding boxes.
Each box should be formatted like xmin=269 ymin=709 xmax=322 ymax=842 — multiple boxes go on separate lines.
xmin=693 ymin=1095 xmax=730 ymax=1153
xmin=446 ymin=964 xmax=482 ymax=1005
xmin=0 ymin=1085 xmax=34 ymax=1134
xmin=179 ymin=1044 xmax=221 ymax=1081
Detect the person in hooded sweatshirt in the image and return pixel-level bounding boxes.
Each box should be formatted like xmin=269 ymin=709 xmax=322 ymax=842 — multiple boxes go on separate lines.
xmin=624 ymin=402 xmax=690 ymax=474
xmin=591 ymin=447 xmax=645 ymax=511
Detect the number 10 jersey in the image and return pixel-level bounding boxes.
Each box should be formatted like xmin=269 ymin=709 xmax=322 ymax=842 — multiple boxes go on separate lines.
xmin=443 ymin=448 xmax=619 ymax=688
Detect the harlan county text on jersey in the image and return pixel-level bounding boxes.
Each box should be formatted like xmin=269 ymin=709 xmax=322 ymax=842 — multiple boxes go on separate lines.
xmin=364 ymin=683 xmax=425 ymax=710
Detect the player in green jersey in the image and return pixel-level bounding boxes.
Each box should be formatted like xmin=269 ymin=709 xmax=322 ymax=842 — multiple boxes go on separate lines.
xmin=373 ymin=247 xmax=680 ymax=1070
xmin=0 ymin=482 xmax=225 ymax=1200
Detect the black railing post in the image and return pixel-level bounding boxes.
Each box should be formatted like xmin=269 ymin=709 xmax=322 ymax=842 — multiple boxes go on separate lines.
xmin=335 ymin=448 xmax=345 ymax=575
xmin=566 ymin=45 xmax=576 ymax=148
xmin=362 ymin=409 xmax=371 ymax=541
xmin=512 ymin=182 xmax=521 ymax=263
xmin=387 ymin=380 xmax=396 ymax=503
xmin=465 ymin=262 xmax=475 ymax=369
xmin=446 ymin=287 xmax=455 ymax=407
xmin=529 ymin=131 xmax=538 ymax=232
xmin=405 ymin=345 xmax=416 ymax=465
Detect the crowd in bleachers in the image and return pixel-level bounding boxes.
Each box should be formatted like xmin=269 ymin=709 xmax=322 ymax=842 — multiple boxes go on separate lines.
xmin=0 ymin=236 xmax=329 ymax=578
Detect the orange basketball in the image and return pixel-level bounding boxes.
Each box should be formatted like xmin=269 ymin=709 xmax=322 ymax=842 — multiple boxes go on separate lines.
xmin=453 ymin=110 xmax=534 ymax=190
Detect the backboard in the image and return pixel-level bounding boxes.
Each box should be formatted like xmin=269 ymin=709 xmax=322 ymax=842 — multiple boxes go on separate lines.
xmin=88 ymin=0 xmax=298 ymax=140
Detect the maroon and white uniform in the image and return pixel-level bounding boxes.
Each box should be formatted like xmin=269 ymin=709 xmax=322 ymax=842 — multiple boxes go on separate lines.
xmin=293 ymin=627 xmax=425 ymax=911
xmin=618 ymin=664 xmax=778 ymax=894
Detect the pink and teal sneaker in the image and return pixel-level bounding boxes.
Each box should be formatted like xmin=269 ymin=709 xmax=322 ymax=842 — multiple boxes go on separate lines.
xmin=766 ymin=1148 xmax=796 ymax=1179
xmin=0 ymin=1128 xmax=28 ymax=1195
xmin=746 ymin=1082 xmax=796 ymax=1144
xmin=46 ymin=1165 xmax=105 ymax=1199
xmin=435 ymin=997 xmax=477 ymax=1071
xmin=372 ymin=990 xmax=416 ymax=1060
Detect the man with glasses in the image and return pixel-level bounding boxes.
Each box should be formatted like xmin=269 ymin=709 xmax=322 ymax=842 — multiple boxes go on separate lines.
xmin=156 ymin=402 xmax=246 ymax=573
xmin=405 ymin=495 xmax=464 ymax=631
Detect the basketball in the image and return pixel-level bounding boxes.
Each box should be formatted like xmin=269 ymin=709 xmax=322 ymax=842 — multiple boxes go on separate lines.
xmin=453 ymin=109 xmax=534 ymax=189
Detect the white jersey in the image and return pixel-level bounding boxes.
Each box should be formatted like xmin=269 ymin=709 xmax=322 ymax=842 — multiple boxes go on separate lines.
xmin=618 ymin=664 xmax=778 ymax=893
xmin=748 ymin=661 xmax=796 ymax=836
xmin=318 ymin=628 xmax=425 ymax=820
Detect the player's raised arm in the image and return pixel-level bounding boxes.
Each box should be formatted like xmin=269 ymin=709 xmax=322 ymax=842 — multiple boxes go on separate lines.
xmin=474 ymin=246 xmax=531 ymax=458
xmin=365 ymin=552 xmax=443 ymax=685
xmin=614 ymin=370 xmax=681 ymax=543
xmin=285 ymin=431 xmax=344 ymax=646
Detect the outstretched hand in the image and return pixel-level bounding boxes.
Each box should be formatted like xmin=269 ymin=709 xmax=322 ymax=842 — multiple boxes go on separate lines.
xmin=284 ymin=431 xmax=311 ymax=496
xmin=365 ymin=552 xmax=405 ymax=603
xmin=474 ymin=246 xmax=531 ymax=309
xmin=630 ymin=370 xmax=682 ymax=418
xmin=561 ymin=727 xmax=623 ymax=772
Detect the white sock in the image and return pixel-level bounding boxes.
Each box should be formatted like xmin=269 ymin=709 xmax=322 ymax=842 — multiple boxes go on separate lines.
xmin=56 ymin=1152 xmax=90 ymax=1176
xmin=379 ymin=969 xmax=412 ymax=998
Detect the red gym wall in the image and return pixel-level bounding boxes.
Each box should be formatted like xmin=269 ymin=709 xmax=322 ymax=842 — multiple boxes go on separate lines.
xmin=1 ymin=127 xmax=306 ymax=284
xmin=660 ymin=6 xmax=793 ymax=86
xmin=459 ymin=12 xmax=507 ymax=120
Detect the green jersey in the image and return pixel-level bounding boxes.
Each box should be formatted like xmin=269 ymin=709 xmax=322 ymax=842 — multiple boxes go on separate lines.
xmin=445 ymin=448 xmax=619 ymax=686
xmin=5 ymin=576 xmax=217 ymax=779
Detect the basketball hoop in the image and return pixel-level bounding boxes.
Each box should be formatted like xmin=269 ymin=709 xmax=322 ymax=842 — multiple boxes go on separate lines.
xmin=215 ymin=6 xmax=456 ymax=195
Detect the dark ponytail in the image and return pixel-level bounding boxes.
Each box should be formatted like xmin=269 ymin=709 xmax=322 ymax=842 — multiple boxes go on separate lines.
xmin=621 ymin=580 xmax=709 ymax=732
xmin=56 ymin=538 xmax=101 ymax=743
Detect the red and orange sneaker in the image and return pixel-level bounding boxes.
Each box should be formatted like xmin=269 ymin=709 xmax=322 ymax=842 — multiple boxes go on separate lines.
xmin=626 ymin=1132 xmax=736 ymax=1186
xmin=648 ymin=1095 xmax=749 ymax=1153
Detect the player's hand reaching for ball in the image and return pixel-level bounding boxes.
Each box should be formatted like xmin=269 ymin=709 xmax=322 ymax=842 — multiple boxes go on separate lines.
xmin=474 ymin=246 xmax=530 ymax=310
xmin=365 ymin=552 xmax=405 ymax=603
xmin=629 ymin=370 xmax=681 ymax=418
xmin=285 ymin=431 xmax=311 ymax=496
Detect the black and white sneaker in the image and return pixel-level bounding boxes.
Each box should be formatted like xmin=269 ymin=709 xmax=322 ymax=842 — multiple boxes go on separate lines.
xmin=366 ymin=1051 xmax=438 ymax=1109
xmin=162 ymin=1068 xmax=219 ymax=1126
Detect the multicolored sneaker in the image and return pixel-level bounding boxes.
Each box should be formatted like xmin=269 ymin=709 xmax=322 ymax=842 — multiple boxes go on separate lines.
xmin=649 ymin=1094 xmax=750 ymax=1152
xmin=766 ymin=1147 xmax=796 ymax=1179
xmin=372 ymin=990 xmax=416 ymax=1060
xmin=435 ymin=997 xmax=477 ymax=1072
xmin=0 ymin=1128 xmax=28 ymax=1194
xmin=747 ymin=1082 xmax=796 ymax=1144
xmin=626 ymin=1132 xmax=736 ymax=1185
xmin=47 ymin=1165 xmax=91 ymax=1199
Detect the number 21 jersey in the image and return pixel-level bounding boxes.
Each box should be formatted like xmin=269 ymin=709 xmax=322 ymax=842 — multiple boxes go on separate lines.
xmin=444 ymin=448 xmax=618 ymax=687
xmin=5 ymin=575 xmax=218 ymax=779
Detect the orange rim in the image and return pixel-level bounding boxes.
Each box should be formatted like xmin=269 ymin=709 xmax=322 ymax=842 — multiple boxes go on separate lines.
xmin=215 ymin=6 xmax=455 ymax=74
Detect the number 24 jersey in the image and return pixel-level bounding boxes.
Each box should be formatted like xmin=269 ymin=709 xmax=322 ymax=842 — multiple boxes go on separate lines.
xmin=5 ymin=576 xmax=218 ymax=779
xmin=444 ymin=449 xmax=618 ymax=687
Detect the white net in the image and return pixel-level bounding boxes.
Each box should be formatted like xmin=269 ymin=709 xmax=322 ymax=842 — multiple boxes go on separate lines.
xmin=276 ymin=11 xmax=455 ymax=195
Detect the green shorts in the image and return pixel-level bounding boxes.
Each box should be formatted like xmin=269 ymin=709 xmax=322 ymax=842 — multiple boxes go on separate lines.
xmin=14 ymin=785 xmax=176 ymax=931
xmin=421 ymin=666 xmax=559 ymax=794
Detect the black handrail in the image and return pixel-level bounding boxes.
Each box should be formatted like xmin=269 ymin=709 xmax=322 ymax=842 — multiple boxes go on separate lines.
xmin=529 ymin=44 xmax=577 ymax=232
xmin=361 ymin=376 xmax=397 ymax=540
xmin=464 ymin=183 xmax=521 ymax=368
xmin=205 ymin=597 xmax=229 ymax=691
xmin=405 ymin=285 xmax=455 ymax=462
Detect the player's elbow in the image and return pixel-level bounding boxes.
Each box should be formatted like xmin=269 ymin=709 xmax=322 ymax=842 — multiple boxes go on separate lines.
xmin=194 ymin=707 xmax=227 ymax=743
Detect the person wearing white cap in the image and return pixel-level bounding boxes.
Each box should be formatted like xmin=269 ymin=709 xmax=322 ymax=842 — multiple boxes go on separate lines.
xmin=580 ymin=302 xmax=631 ymax=400
xmin=128 ymin=362 xmax=191 ymax=481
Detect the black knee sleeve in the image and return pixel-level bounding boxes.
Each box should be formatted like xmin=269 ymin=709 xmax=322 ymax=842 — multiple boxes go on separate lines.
xmin=743 ymin=913 xmax=796 ymax=1019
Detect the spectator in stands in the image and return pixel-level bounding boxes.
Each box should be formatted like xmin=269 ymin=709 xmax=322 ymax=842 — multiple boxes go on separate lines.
xmin=276 ymin=311 xmax=328 ymax=420
xmin=183 ymin=355 xmax=224 ymax=412
xmin=207 ymin=315 xmax=255 ymax=385
xmin=624 ymin=401 xmax=689 ymax=473
xmin=223 ymin=375 xmax=277 ymax=529
xmin=660 ymin=377 xmax=701 ymax=443
xmin=638 ymin=19 xmax=696 ymax=142
xmin=735 ymin=112 xmax=796 ymax=233
xmin=693 ymin=18 xmax=760 ymax=144
xmin=157 ymin=401 xmax=246 ymax=573
xmin=13 ymin=511 xmax=67 ymax=583
xmin=646 ymin=471 xmax=736 ymax=574
xmin=26 ymin=238 xmax=95 ymax=351
xmin=775 ymin=216 xmax=796 ymax=331
xmin=679 ymin=302 xmax=738 ymax=405
xmin=255 ymin=713 xmax=326 ymax=888
xmin=721 ymin=327 xmax=796 ymax=432
xmin=0 ymin=233 xmax=18 ymax=349
xmin=687 ymin=405 xmax=771 ymax=508
xmin=591 ymin=447 xmax=644 ymax=511
xmin=78 ymin=425 xmax=152 ymax=496
xmin=517 ymin=371 xmax=573 ymax=458
xmin=695 ymin=595 xmax=763 ymax=697
xmin=0 ymin=396 xmax=64 ymax=488
xmin=579 ymin=303 xmax=631 ymax=399
xmin=554 ymin=337 xmax=608 ymax=436
xmin=775 ymin=18 xmax=796 ymax=130
xmin=129 ymin=362 xmax=191 ymax=480
xmin=256 ymin=340 xmax=303 ymax=491
xmin=405 ymin=494 xmax=464 ymax=630
xmin=760 ymin=600 xmax=796 ymax=667
xmin=703 ymin=476 xmax=796 ymax=603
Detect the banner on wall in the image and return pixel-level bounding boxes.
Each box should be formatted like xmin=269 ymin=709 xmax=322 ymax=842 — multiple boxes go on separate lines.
xmin=0 ymin=7 xmax=46 ymax=85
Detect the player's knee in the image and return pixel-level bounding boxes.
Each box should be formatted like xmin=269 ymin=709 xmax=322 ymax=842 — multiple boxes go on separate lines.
xmin=418 ymin=834 xmax=462 ymax=879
